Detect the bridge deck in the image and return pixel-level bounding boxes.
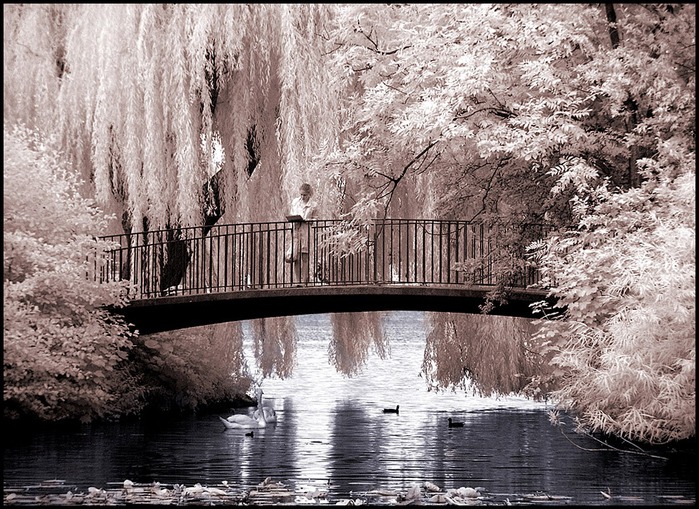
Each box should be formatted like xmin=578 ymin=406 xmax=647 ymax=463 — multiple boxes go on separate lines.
xmin=116 ymin=284 xmax=552 ymax=334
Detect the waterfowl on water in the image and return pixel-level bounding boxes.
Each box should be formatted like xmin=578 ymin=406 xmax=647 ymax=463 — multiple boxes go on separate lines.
xmin=251 ymin=388 xmax=278 ymax=423
xmin=255 ymin=389 xmax=277 ymax=424
xmin=383 ymin=405 xmax=400 ymax=414
xmin=253 ymin=406 xmax=277 ymax=424
xmin=448 ymin=417 xmax=464 ymax=428
xmin=220 ymin=388 xmax=271 ymax=429
xmin=219 ymin=413 xmax=267 ymax=429
xmin=245 ymin=431 xmax=254 ymax=437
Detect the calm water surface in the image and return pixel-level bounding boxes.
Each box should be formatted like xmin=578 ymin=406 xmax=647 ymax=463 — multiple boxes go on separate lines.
xmin=3 ymin=312 xmax=695 ymax=505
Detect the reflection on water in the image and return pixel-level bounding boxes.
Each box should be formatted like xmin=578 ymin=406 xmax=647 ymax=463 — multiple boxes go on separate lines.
xmin=3 ymin=312 xmax=695 ymax=505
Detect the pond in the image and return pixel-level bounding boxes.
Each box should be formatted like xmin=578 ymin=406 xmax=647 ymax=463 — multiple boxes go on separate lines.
xmin=3 ymin=312 xmax=695 ymax=505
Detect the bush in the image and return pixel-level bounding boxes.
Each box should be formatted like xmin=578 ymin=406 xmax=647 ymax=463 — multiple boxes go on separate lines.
xmin=3 ymin=123 xmax=141 ymax=422
xmin=533 ymin=169 xmax=695 ymax=444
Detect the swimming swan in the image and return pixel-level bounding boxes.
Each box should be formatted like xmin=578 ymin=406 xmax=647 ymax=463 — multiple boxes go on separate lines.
xmin=252 ymin=389 xmax=277 ymax=424
xmin=220 ymin=388 xmax=270 ymax=429
xmin=253 ymin=406 xmax=277 ymax=424
xmin=252 ymin=388 xmax=277 ymax=423
xmin=219 ymin=411 xmax=267 ymax=429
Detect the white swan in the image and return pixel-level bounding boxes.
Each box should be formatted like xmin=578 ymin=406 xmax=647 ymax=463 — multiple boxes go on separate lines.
xmin=253 ymin=406 xmax=277 ymax=424
xmin=251 ymin=388 xmax=278 ymax=423
xmin=220 ymin=388 xmax=270 ymax=429
xmin=219 ymin=411 xmax=267 ymax=429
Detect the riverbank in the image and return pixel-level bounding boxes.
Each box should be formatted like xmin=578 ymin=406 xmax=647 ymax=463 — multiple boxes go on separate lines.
xmin=2 ymin=392 xmax=259 ymax=432
xmin=4 ymin=477 xmax=695 ymax=506
xmin=2 ymin=478 xmax=482 ymax=506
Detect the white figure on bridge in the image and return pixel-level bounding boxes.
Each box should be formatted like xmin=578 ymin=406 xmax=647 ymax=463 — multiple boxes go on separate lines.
xmin=289 ymin=182 xmax=316 ymax=285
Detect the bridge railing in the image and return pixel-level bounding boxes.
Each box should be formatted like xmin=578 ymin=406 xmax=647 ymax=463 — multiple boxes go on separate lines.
xmin=98 ymin=219 xmax=548 ymax=299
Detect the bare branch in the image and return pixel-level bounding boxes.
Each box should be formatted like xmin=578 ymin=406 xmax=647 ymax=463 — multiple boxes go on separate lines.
xmin=454 ymin=106 xmax=516 ymax=121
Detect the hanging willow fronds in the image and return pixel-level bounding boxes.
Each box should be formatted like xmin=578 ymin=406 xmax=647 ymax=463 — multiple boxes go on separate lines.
xmin=4 ymin=4 xmax=339 ymax=231
xmin=422 ymin=312 xmax=547 ymax=397
xmin=328 ymin=312 xmax=387 ymax=376
xmin=251 ymin=316 xmax=298 ymax=379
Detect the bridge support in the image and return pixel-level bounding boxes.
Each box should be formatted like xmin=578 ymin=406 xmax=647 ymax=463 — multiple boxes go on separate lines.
xmin=112 ymin=286 xmax=555 ymax=334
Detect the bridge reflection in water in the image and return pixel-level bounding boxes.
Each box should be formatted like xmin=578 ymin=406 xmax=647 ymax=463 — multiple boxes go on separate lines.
xmin=98 ymin=219 xmax=553 ymax=332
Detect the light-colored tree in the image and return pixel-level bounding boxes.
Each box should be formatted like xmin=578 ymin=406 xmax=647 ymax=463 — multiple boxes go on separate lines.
xmin=422 ymin=313 xmax=546 ymax=398
xmin=531 ymin=164 xmax=695 ymax=444
xmin=251 ymin=317 xmax=298 ymax=379
xmin=3 ymin=124 xmax=138 ymax=422
xmin=4 ymin=4 xmax=340 ymax=230
xmin=322 ymin=3 xmax=695 ymax=443
xmin=133 ymin=323 xmax=253 ymax=412
xmin=329 ymin=312 xmax=388 ymax=376
xmin=322 ymin=2 xmax=693 ymax=260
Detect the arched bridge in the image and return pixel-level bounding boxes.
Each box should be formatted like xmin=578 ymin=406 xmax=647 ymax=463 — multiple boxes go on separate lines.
xmin=98 ymin=219 xmax=554 ymax=334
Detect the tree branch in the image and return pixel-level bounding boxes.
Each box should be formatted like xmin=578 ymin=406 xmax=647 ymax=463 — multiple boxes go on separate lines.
xmin=355 ymin=22 xmax=412 ymax=55
xmin=374 ymin=140 xmax=440 ymax=217
xmin=605 ymin=4 xmax=620 ymax=49
xmin=454 ymin=106 xmax=515 ymax=121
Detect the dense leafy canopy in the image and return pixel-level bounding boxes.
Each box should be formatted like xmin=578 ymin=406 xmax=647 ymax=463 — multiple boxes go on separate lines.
xmin=132 ymin=324 xmax=253 ymax=413
xmin=322 ymin=3 xmax=695 ymax=442
xmin=3 ymin=3 xmax=339 ymax=231
xmin=531 ymin=170 xmax=695 ymax=444
xmin=322 ymin=4 xmax=694 ymax=223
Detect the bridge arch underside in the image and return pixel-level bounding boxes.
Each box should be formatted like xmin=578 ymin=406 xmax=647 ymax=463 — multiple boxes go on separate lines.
xmin=114 ymin=286 xmax=553 ymax=335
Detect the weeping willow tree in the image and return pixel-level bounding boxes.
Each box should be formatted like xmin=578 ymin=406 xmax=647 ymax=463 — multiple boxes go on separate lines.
xmin=329 ymin=312 xmax=389 ymax=376
xmin=3 ymin=4 xmax=393 ymax=390
xmin=4 ymin=4 xmax=341 ymax=229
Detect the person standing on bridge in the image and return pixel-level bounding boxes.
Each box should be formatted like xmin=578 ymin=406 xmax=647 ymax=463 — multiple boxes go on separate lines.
xmin=288 ymin=182 xmax=316 ymax=285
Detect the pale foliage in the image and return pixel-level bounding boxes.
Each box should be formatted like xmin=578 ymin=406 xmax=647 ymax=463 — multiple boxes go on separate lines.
xmin=2 ymin=4 xmax=344 ymax=407
xmin=3 ymin=4 xmax=346 ymax=386
xmin=533 ymin=170 xmax=695 ymax=443
xmin=3 ymin=4 xmax=340 ymax=230
xmin=3 ymin=124 xmax=138 ymax=422
xmin=323 ymin=3 xmax=696 ymax=443
xmin=322 ymin=4 xmax=594 ymax=222
xmin=251 ymin=316 xmax=298 ymax=379
xmin=323 ymin=3 xmax=694 ymax=225
xmin=135 ymin=323 xmax=252 ymax=411
xmin=3 ymin=5 xmax=67 ymax=139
